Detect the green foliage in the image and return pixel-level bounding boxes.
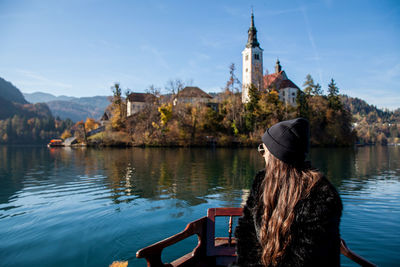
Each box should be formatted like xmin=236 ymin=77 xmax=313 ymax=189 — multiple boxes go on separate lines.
xmin=296 ymin=90 xmax=309 ymax=118
xmin=312 ymin=83 xmax=323 ymax=96
xmin=244 ymin=84 xmax=261 ymax=132
xmin=327 ymin=79 xmax=342 ymax=110
xmin=114 ymin=70 xmax=362 ymax=147
xmin=0 ymin=115 xmax=68 ymax=144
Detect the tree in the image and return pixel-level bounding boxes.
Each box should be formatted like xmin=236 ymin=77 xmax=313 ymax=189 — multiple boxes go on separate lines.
xmin=327 ymin=79 xmax=342 ymax=110
xmin=244 ymin=84 xmax=260 ymax=131
xmin=303 ymin=74 xmax=323 ymax=96
xmin=158 ymin=104 xmax=173 ymax=127
xmin=225 ymin=63 xmax=241 ymax=93
xmin=328 ymin=79 xmax=339 ymax=97
xmin=74 ymin=120 xmax=87 ymax=143
xmin=61 ymin=129 xmax=72 ymax=140
xmin=110 ymin=82 xmax=126 ymax=130
xmin=146 ymin=84 xmax=161 ymax=98
xmin=245 ymin=84 xmax=260 ymax=113
xmin=165 ymin=79 xmax=185 ymax=96
xmin=303 ymin=74 xmax=315 ymax=96
xmin=312 ymin=83 xmax=323 ymax=96
xmin=296 ymin=90 xmax=309 ymax=118
xmin=85 ymin=118 xmax=100 ymax=132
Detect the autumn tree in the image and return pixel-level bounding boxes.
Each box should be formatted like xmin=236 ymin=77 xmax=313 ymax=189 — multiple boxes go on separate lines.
xmin=74 ymin=120 xmax=87 ymax=143
xmin=110 ymin=82 xmax=126 ymax=130
xmin=165 ymin=79 xmax=185 ymax=96
xmin=85 ymin=118 xmax=100 ymax=132
xmin=303 ymin=74 xmax=323 ymax=96
xmin=61 ymin=129 xmax=72 ymax=140
xmin=221 ymin=63 xmax=243 ymax=135
xmin=225 ymin=63 xmax=241 ymax=93
xmin=303 ymin=74 xmax=315 ymax=96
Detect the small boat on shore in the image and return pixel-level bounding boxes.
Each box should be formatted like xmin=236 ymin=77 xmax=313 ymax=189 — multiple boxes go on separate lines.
xmin=135 ymin=207 xmax=377 ymax=267
xmin=47 ymin=139 xmax=64 ymax=147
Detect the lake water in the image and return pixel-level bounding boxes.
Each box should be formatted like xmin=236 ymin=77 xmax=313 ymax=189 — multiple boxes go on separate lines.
xmin=0 ymin=146 xmax=399 ymax=267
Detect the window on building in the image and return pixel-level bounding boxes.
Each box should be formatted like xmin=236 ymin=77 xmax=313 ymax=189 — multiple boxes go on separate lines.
xmin=246 ymin=68 xmax=248 ymax=72
xmin=292 ymin=92 xmax=295 ymax=96
xmin=245 ymin=55 xmax=249 ymax=61
xmin=254 ymin=54 xmax=260 ymax=60
xmin=283 ymin=91 xmax=285 ymax=96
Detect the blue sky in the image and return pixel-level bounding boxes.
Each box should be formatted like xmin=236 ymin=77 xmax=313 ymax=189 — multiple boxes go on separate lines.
xmin=0 ymin=0 xmax=399 ymax=109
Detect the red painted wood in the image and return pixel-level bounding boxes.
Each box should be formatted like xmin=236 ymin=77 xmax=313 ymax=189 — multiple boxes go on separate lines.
xmin=206 ymin=208 xmax=243 ymax=257
xmin=135 ymin=207 xmax=377 ymax=267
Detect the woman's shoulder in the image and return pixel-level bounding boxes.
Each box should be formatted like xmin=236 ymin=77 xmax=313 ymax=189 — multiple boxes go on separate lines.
xmin=312 ymin=176 xmax=342 ymax=205
xmin=296 ymin=175 xmax=343 ymax=223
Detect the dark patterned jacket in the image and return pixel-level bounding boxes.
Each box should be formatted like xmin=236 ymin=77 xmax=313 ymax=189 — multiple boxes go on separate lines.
xmin=234 ymin=169 xmax=342 ymax=267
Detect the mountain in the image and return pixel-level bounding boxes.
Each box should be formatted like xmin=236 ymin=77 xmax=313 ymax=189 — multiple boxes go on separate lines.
xmin=341 ymin=95 xmax=400 ymax=123
xmin=23 ymin=92 xmax=111 ymax=121
xmin=46 ymin=99 xmax=109 ymax=122
xmin=0 ymin=77 xmax=28 ymax=104
xmin=0 ymin=77 xmax=53 ymax=120
xmin=23 ymin=92 xmax=75 ymax=103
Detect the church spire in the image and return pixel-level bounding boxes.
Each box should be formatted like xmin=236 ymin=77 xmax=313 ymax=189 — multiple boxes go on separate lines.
xmin=246 ymin=11 xmax=260 ymax=48
xmin=275 ymin=58 xmax=282 ymax=73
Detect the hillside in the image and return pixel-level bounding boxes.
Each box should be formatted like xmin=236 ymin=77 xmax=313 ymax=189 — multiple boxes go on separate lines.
xmin=0 ymin=77 xmax=28 ymax=104
xmin=24 ymin=92 xmax=75 ymax=103
xmin=46 ymin=100 xmax=108 ymax=122
xmin=0 ymin=78 xmax=52 ymax=120
xmin=24 ymin=92 xmax=110 ymax=121
xmin=341 ymin=95 xmax=400 ymax=144
xmin=0 ymin=78 xmax=70 ymax=144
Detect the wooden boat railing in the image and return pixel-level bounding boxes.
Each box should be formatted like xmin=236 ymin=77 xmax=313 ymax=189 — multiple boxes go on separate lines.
xmin=136 ymin=207 xmax=376 ymax=267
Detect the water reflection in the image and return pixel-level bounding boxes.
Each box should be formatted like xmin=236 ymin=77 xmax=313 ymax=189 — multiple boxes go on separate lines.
xmin=1 ymin=146 xmax=400 ymax=209
xmin=0 ymin=146 xmax=399 ymax=266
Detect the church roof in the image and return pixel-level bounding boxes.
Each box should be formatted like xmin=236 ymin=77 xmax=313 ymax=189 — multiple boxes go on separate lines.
xmin=176 ymin=87 xmax=213 ymax=99
xmin=279 ymin=79 xmax=300 ymax=90
xmin=264 ymin=71 xmax=283 ymax=86
xmin=127 ymin=93 xmax=157 ymax=102
xmin=264 ymin=71 xmax=300 ymax=90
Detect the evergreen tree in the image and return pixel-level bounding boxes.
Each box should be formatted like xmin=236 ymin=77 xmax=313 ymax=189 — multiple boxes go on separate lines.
xmin=328 ymin=79 xmax=339 ymax=97
xmin=327 ymin=79 xmax=342 ymax=110
xmin=244 ymin=84 xmax=260 ymax=131
xmin=245 ymin=84 xmax=260 ymax=112
xmin=312 ymin=83 xmax=323 ymax=95
xmin=296 ymin=90 xmax=309 ymax=118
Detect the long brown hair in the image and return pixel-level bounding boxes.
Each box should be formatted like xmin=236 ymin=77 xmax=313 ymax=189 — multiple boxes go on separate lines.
xmin=258 ymin=149 xmax=321 ymax=266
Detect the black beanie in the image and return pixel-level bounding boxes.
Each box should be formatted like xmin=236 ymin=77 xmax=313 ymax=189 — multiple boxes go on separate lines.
xmin=262 ymin=118 xmax=310 ymax=166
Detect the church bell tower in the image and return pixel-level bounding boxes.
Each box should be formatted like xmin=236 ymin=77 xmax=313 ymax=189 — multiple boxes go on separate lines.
xmin=242 ymin=12 xmax=263 ymax=103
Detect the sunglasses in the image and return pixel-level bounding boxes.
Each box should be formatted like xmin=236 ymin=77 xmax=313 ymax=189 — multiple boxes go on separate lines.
xmin=258 ymin=143 xmax=265 ymax=155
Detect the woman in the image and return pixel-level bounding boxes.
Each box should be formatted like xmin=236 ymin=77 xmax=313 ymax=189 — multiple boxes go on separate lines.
xmin=235 ymin=118 xmax=342 ymax=267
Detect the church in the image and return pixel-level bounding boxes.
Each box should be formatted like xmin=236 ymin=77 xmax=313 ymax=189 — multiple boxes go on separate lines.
xmin=242 ymin=12 xmax=300 ymax=106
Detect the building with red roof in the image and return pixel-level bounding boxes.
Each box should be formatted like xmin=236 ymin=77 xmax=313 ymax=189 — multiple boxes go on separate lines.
xmin=264 ymin=59 xmax=300 ymax=106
